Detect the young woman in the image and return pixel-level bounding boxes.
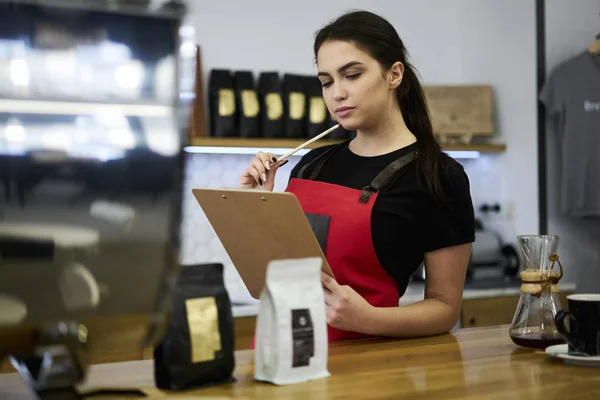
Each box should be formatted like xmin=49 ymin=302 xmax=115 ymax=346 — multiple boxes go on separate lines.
xmin=239 ymin=10 xmax=475 ymax=341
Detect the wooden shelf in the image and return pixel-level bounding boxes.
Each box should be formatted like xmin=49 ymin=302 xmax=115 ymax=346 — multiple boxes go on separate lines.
xmin=439 ymin=143 xmax=506 ymax=152
xmin=188 ymin=137 xmax=506 ymax=153
xmin=189 ymin=137 xmax=341 ymax=149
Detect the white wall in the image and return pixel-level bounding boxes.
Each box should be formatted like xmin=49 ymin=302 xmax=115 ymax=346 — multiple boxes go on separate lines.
xmin=180 ymin=0 xmax=540 ymax=301
xmin=188 ymin=1 xmax=463 ymax=83
xmin=457 ymin=1 xmax=538 ymax=239
xmin=544 ymin=0 xmax=600 ymax=293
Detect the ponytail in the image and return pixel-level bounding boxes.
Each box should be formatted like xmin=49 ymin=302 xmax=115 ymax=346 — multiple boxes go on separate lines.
xmin=397 ymin=64 xmax=447 ymax=202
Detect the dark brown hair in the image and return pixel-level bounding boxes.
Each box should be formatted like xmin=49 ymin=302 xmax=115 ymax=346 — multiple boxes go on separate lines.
xmin=314 ymin=10 xmax=450 ymax=201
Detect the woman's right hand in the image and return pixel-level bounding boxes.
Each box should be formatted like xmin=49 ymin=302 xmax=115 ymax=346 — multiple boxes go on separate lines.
xmin=238 ymin=151 xmax=288 ymax=191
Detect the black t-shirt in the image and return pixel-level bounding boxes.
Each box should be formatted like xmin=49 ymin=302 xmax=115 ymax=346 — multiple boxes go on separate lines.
xmin=289 ymin=141 xmax=475 ymax=297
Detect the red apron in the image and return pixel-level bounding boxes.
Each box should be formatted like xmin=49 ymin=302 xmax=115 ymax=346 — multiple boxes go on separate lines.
xmin=285 ymin=177 xmax=398 ymax=341
xmin=252 ymin=143 xmax=416 ymax=344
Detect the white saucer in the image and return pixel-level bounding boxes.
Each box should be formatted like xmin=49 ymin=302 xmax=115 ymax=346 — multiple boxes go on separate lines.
xmin=545 ymin=344 xmax=600 ymax=367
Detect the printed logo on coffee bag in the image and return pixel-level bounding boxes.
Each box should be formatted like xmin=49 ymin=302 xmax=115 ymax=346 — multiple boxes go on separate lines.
xmin=289 ymin=92 xmax=306 ymax=120
xmin=185 ymin=296 xmax=222 ymax=363
xmin=218 ymin=89 xmax=236 ymax=116
xmin=291 ymin=308 xmax=314 ymax=367
xmin=309 ymin=97 xmax=327 ymax=124
xmin=265 ymin=93 xmax=284 ymax=120
xmin=241 ymin=90 xmax=260 ymax=118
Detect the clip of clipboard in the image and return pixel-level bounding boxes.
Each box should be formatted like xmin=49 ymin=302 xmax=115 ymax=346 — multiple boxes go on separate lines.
xmin=192 ymin=188 xmax=333 ymax=299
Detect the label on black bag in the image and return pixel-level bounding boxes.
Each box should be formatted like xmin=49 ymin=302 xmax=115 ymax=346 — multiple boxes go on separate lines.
xmin=291 ymin=309 xmax=314 ymax=368
xmin=185 ymin=297 xmax=221 ymax=363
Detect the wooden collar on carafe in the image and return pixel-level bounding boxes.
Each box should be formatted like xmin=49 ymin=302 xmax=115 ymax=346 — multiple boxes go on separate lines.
xmin=520 ymin=254 xmax=564 ymax=296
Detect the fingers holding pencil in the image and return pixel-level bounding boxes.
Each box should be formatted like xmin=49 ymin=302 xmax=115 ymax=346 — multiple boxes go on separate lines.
xmin=276 ymin=124 xmax=340 ymax=163
xmin=238 ymin=124 xmax=340 ymax=190
xmin=239 ymin=151 xmax=288 ymax=191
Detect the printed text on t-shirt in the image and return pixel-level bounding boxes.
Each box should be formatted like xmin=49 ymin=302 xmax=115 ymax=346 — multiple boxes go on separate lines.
xmin=584 ymin=101 xmax=600 ymax=112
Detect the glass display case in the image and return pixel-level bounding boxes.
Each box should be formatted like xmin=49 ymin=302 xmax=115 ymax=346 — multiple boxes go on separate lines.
xmin=0 ymin=1 xmax=188 ymax=398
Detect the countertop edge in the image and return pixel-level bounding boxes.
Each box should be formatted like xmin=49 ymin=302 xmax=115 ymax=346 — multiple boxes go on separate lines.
xmin=231 ymin=282 xmax=577 ymax=318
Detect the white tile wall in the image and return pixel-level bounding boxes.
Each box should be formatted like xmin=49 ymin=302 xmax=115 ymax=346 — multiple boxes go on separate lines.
xmin=180 ymin=153 xmax=302 ymax=304
xmin=180 ymin=152 xmax=505 ymax=303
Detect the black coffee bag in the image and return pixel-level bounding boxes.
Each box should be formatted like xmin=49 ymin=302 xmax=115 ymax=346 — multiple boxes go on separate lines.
xmin=304 ymin=76 xmax=329 ymax=138
xmin=208 ymin=69 xmax=237 ymax=137
xmin=154 ymin=263 xmax=235 ymax=391
xmin=234 ymin=71 xmax=261 ymax=138
xmin=282 ymin=74 xmax=307 ymax=138
xmin=257 ymin=72 xmax=284 ymax=138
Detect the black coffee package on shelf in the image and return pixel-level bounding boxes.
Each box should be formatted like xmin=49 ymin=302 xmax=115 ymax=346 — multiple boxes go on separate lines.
xmin=208 ymin=69 xmax=237 ymax=137
xmin=234 ymin=71 xmax=261 ymax=138
xmin=258 ymin=72 xmax=284 ymax=138
xmin=304 ymin=76 xmax=329 ymax=138
xmin=282 ymin=74 xmax=308 ymax=138
xmin=154 ymin=263 xmax=235 ymax=391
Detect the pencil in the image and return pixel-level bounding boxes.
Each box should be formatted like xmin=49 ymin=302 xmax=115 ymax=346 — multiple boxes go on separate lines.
xmin=276 ymin=124 xmax=340 ymax=163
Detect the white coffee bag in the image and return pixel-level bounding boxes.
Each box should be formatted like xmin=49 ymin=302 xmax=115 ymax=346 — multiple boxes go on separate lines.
xmin=254 ymin=257 xmax=330 ymax=385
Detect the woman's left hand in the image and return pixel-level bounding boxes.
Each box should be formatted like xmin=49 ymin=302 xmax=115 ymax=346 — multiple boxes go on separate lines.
xmin=321 ymin=272 xmax=375 ymax=333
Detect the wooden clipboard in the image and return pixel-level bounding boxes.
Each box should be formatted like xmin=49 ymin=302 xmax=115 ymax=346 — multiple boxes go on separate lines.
xmin=192 ymin=188 xmax=333 ymax=299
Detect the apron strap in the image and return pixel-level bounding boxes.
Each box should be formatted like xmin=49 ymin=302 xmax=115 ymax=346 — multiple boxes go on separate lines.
xmin=297 ymin=140 xmax=349 ymax=180
xmin=297 ymin=140 xmax=417 ymax=204
xmin=359 ymin=150 xmax=417 ymax=204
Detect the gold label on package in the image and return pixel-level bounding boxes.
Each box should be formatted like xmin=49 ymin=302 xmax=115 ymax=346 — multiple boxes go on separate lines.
xmin=309 ymin=97 xmax=327 ymax=124
xmin=218 ymin=89 xmax=235 ymax=116
xmin=185 ymin=297 xmax=222 ymax=363
xmin=289 ymin=92 xmax=306 ymax=120
xmin=265 ymin=93 xmax=283 ymax=120
xmin=241 ymin=90 xmax=260 ymax=117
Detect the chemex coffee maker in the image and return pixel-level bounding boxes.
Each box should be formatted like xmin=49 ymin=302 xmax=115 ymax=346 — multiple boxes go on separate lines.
xmin=509 ymin=235 xmax=566 ymax=349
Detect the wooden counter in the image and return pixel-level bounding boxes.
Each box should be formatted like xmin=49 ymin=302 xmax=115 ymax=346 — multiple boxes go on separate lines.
xmin=1 ymin=325 xmax=599 ymax=399
xmin=0 ymin=285 xmax=576 ymax=373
